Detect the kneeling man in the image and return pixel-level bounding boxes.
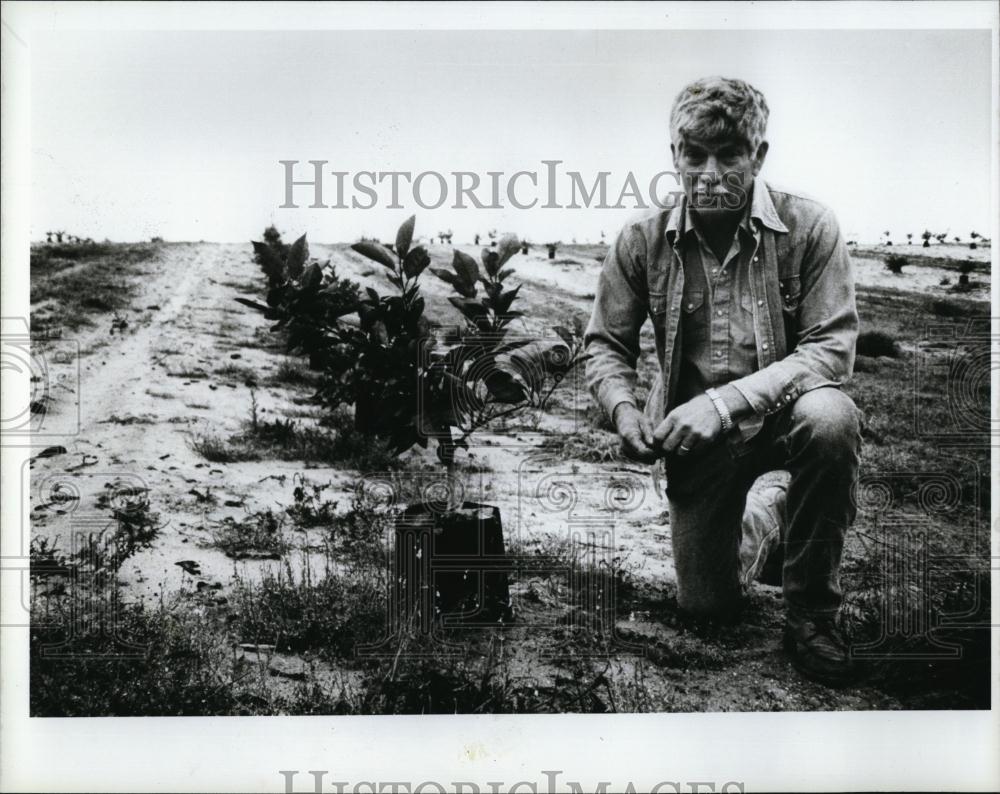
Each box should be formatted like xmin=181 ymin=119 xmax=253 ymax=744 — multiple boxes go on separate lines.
xmin=585 ymin=76 xmax=862 ymax=686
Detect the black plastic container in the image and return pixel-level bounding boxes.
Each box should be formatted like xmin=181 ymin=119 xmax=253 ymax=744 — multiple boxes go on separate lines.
xmin=394 ymin=501 xmax=512 ymax=631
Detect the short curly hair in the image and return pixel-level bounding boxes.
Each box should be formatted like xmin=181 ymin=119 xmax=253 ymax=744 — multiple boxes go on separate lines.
xmin=670 ymin=76 xmax=769 ymax=153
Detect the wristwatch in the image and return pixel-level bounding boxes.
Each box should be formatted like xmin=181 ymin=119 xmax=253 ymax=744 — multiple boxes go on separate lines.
xmin=705 ymin=387 xmax=734 ymax=433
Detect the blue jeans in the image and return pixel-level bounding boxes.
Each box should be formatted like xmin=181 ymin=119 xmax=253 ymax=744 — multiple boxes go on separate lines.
xmin=664 ymin=387 xmax=862 ymax=619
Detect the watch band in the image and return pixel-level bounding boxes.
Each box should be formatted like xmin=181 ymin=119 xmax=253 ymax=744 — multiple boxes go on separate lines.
xmin=705 ymin=387 xmax=734 ymax=433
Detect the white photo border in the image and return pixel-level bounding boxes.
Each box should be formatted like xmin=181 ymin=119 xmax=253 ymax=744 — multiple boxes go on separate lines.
xmin=1 ymin=2 xmax=997 ymax=792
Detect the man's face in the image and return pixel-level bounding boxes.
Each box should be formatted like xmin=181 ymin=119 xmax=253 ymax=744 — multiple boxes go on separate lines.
xmin=671 ymin=136 xmax=768 ymax=215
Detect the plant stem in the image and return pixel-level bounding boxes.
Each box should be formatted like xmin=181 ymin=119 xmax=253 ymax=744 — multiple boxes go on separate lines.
xmin=445 ymin=459 xmax=463 ymax=512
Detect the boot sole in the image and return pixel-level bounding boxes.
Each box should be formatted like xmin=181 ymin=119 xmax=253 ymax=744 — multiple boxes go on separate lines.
xmin=783 ymin=632 xmax=857 ymax=688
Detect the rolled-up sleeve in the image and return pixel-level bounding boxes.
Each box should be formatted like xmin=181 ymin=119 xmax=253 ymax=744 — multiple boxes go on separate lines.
xmin=584 ymin=225 xmax=649 ymax=421
xmin=729 ymin=207 xmax=858 ymax=415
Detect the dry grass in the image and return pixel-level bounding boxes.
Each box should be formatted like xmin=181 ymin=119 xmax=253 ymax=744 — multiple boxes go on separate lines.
xmin=31 ymin=242 xmax=160 ymax=333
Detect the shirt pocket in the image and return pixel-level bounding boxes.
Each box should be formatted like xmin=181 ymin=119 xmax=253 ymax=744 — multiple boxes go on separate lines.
xmin=649 ymin=290 xmax=669 ymax=318
xmin=681 ymin=289 xmax=704 ymax=314
xmin=779 ymin=276 xmax=802 ymax=313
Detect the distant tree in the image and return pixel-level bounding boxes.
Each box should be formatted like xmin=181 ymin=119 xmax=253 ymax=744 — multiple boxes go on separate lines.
xmin=474 ymin=233 xmax=480 ymax=246
xmin=921 ymin=230 xmax=932 ymax=248
xmin=906 ymin=233 xmax=913 ymax=245
xmin=546 ymin=242 xmax=559 ymax=260
xmin=882 ymin=230 xmax=892 ymax=246
xmin=969 ymin=231 xmax=980 ymax=250
xmin=935 ymin=233 xmax=948 ymax=244
xmin=54 ymin=231 xmax=65 ymax=243
xmin=45 ymin=231 xmax=53 ymax=243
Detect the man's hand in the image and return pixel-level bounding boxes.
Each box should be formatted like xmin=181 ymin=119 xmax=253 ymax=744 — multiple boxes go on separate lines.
xmin=613 ymin=403 xmax=660 ymax=464
xmin=653 ymin=394 xmax=723 ymax=457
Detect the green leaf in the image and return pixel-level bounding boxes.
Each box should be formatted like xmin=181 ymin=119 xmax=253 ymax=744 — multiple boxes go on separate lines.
xmin=395 ymin=215 xmax=416 ymax=259
xmin=234 ymin=297 xmax=271 ymax=313
xmin=540 ymin=341 xmax=574 ymax=374
xmin=435 ymin=265 xmax=476 ymax=297
xmin=495 ymin=284 xmax=522 ymax=315
xmin=301 ymin=261 xmax=322 ymax=289
xmin=431 ymin=267 xmax=463 ymax=291
xmin=497 ymin=268 xmax=515 ymax=282
xmin=403 ymin=246 xmax=430 ymax=278
xmin=286 ymin=234 xmax=309 ymax=279
xmin=352 ymin=241 xmax=397 ymax=271
xmin=252 ymin=241 xmax=285 ymax=283
xmin=386 ymin=272 xmax=404 ymax=290
xmin=483 ymin=369 xmax=527 ymax=404
xmin=552 ymin=325 xmax=575 ymax=347
xmin=452 ymin=250 xmax=480 ymax=287
xmin=506 ymin=340 xmax=575 ymax=392
xmin=492 ymin=336 xmax=531 ymax=352
xmin=482 ymin=249 xmax=500 ymax=276
xmin=496 ymin=234 xmax=521 ymax=266
xmin=448 ymin=296 xmax=489 ymax=323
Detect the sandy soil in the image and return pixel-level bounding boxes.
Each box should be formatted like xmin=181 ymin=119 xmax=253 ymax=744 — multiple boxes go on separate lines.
xmin=29 ymin=238 xmax=940 ymax=711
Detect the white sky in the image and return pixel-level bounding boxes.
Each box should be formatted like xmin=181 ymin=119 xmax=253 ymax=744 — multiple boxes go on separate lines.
xmin=30 ymin=28 xmax=993 ymax=245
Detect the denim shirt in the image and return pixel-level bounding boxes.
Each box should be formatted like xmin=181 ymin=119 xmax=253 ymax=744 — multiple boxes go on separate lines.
xmin=584 ymin=179 xmax=859 ymax=429
xmin=674 ymin=203 xmax=760 ymax=408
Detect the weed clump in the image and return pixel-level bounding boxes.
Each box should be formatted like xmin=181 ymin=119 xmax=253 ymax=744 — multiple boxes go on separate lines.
xmin=210 ymin=509 xmax=289 ymax=559
xmin=883 ymin=254 xmax=908 ymax=274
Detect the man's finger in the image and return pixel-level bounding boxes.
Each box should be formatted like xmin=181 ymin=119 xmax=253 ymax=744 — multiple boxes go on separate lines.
xmin=639 ymin=416 xmax=654 ymax=447
xmin=628 ymin=430 xmax=655 ymax=457
xmin=675 ymin=433 xmax=699 ymax=456
xmin=652 ymin=414 xmax=674 ymax=445
xmin=660 ymin=422 xmax=689 ymax=455
xmin=623 ymin=433 xmax=658 ymax=463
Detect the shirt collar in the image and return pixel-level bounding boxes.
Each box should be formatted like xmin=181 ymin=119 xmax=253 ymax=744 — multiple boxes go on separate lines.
xmin=665 ymin=178 xmax=789 ymax=244
xmin=749 ymin=177 xmax=789 ymax=234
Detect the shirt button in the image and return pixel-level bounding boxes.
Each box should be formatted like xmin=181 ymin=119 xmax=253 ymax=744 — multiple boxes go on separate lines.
xmin=711 ymin=268 xmax=718 ymax=275
xmin=715 ymin=350 xmax=723 ymax=358
xmin=757 ymin=299 xmax=764 ymax=306
xmin=762 ymin=342 xmax=769 ymax=350
xmin=753 ymin=257 xmax=759 ymax=263
xmin=687 ymin=302 xmax=693 ymax=309
xmin=716 ymin=310 xmax=724 ymax=317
